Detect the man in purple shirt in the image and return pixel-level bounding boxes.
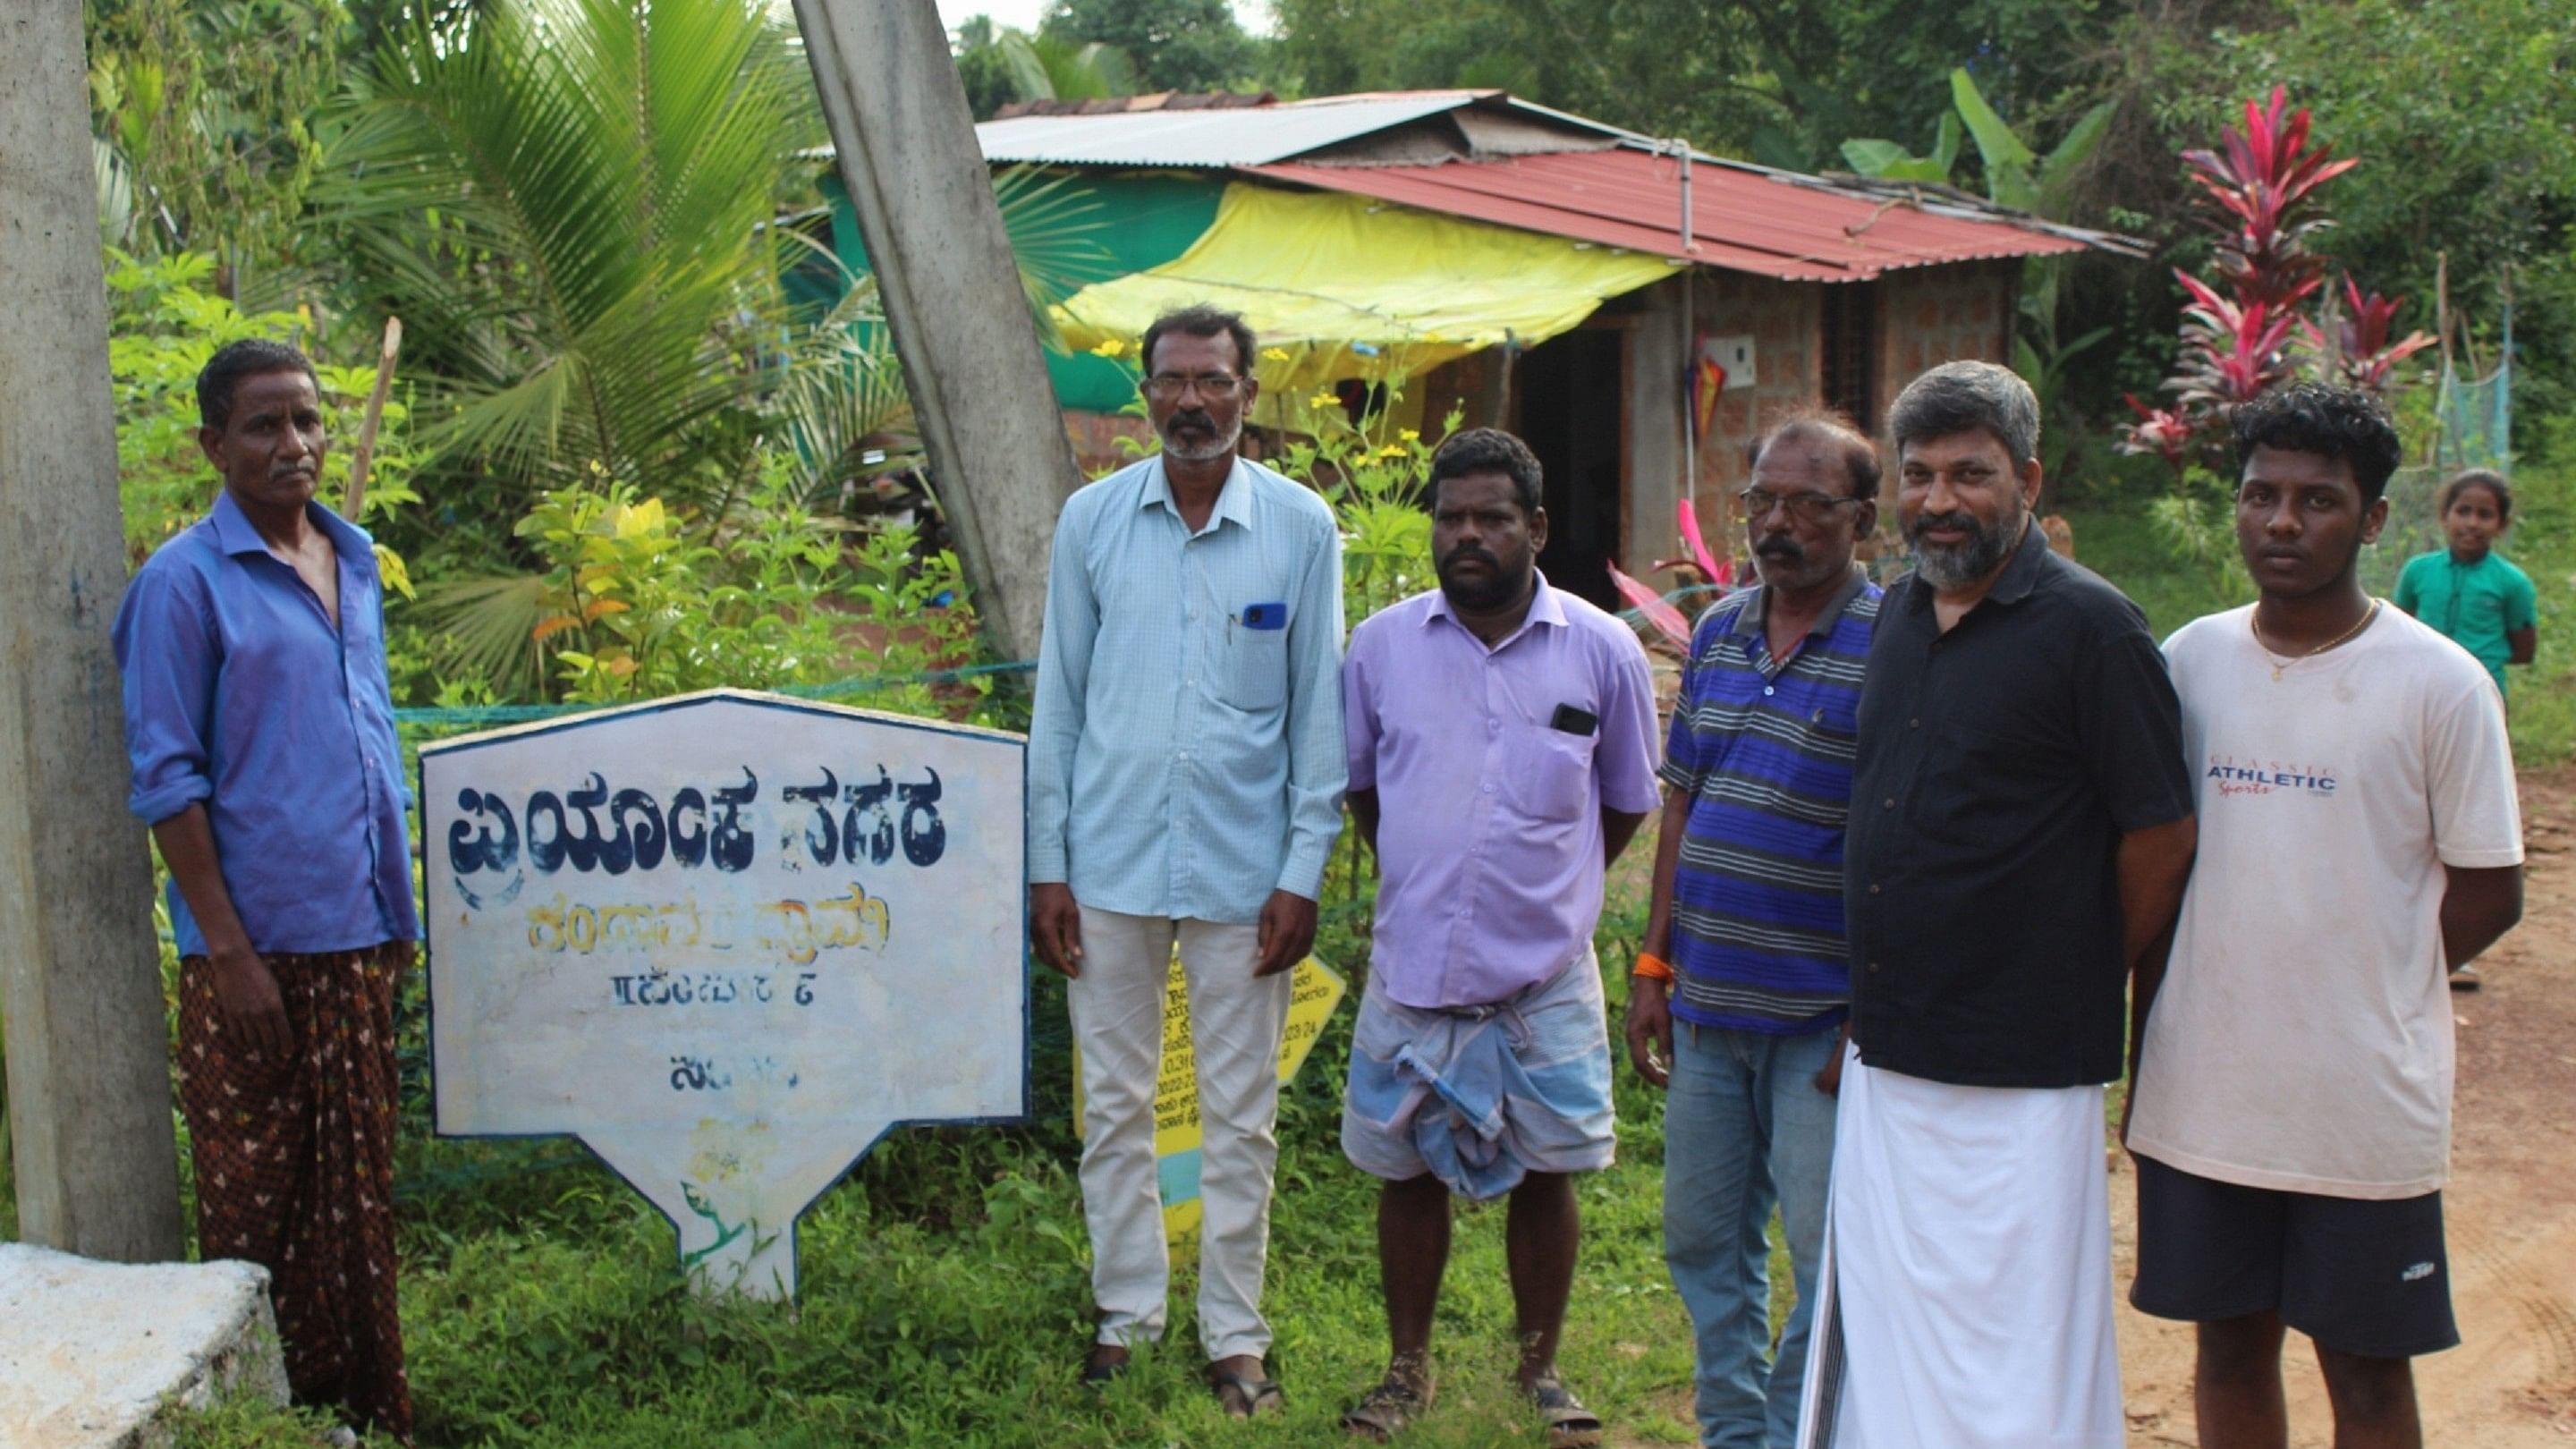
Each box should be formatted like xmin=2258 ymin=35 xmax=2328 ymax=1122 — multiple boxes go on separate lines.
xmin=1338 ymin=428 xmax=1662 ymax=1446
xmin=112 ymin=338 xmax=419 ymax=1445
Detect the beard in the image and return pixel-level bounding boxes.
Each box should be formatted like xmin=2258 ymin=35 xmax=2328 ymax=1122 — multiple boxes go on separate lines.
xmin=1436 ymin=543 xmax=1530 ymax=612
xmin=1906 ymin=498 xmax=2022 ymax=589
xmin=1158 ymin=408 xmax=1242 ymax=463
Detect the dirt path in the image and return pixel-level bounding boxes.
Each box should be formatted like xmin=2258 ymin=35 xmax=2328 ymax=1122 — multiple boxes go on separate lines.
xmin=2114 ymin=765 xmax=2576 ymax=1446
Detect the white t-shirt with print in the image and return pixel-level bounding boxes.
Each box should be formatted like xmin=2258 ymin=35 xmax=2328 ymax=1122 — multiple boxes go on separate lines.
xmin=2128 ymin=603 xmax=2523 ymax=1199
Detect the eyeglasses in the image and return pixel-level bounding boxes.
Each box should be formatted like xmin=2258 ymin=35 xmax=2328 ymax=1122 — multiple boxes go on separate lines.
xmin=1738 ymin=487 xmax=1866 ymax=524
xmin=1140 ymin=372 xmax=1245 ymax=401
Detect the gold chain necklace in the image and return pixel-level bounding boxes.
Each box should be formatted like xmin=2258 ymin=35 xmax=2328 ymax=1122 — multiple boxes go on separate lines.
xmin=2250 ymin=598 xmax=2382 ymax=682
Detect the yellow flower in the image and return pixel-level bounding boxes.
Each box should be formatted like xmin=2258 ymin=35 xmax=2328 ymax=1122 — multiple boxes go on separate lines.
xmin=1377 ymin=444 xmax=1407 ymax=459
xmin=1089 ymin=338 xmax=1127 ymax=359
xmin=1308 ymin=390 xmax=1342 ymax=410
xmin=1262 ymin=347 xmax=1292 ymax=361
xmin=1399 ymin=428 xmax=1421 ymax=443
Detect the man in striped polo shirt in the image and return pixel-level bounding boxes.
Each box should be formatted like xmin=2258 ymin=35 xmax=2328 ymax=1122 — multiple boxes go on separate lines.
xmin=1627 ymin=414 xmax=1882 ymax=1449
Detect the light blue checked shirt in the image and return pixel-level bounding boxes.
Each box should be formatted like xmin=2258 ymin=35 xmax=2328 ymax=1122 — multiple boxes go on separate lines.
xmin=1029 ymin=454 xmax=1347 ymax=923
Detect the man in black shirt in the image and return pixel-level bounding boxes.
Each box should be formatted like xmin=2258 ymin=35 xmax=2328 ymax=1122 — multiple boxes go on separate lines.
xmin=1795 ymin=362 xmax=2197 ymax=1449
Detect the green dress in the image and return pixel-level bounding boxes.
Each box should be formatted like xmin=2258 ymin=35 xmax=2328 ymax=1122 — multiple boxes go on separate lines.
xmin=2394 ymin=549 xmax=2538 ymax=696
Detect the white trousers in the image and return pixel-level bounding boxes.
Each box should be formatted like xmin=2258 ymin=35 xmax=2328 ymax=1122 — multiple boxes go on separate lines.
xmin=1070 ymin=905 xmax=1291 ymax=1362
xmin=1797 ymin=1046 xmax=2125 ymax=1449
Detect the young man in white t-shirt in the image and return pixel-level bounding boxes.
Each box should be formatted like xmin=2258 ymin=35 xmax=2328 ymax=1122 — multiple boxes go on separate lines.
xmin=2127 ymin=382 xmax=2525 ymax=1449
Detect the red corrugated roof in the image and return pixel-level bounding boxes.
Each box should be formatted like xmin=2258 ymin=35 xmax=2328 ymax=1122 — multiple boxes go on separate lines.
xmin=1244 ymin=148 xmax=2088 ymax=283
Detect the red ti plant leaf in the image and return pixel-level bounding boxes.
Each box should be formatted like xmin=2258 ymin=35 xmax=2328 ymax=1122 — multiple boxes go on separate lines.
xmin=2118 ymin=393 xmax=2198 ymax=479
xmin=2179 ymin=87 xmax=2356 ymax=314
xmin=2171 ymin=269 xmax=2298 ymax=416
xmin=2330 ymin=273 xmax=2436 ymax=392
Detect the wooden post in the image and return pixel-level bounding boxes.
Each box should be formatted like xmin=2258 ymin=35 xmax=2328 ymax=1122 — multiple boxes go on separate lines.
xmin=0 ymin=0 xmax=186 ymax=1258
xmin=344 ymin=316 xmax=403 ymax=521
xmin=789 ymin=0 xmax=1080 ymax=665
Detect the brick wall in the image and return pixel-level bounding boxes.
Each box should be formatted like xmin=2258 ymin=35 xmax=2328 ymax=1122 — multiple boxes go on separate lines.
xmin=1063 ymin=411 xmax=1154 ymax=479
xmin=1874 ymin=260 xmax=2021 ymax=441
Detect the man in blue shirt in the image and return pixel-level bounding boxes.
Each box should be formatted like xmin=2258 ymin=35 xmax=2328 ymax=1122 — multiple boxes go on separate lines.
xmin=113 ymin=338 xmax=419 ymax=1444
xmin=1027 ymin=305 xmax=1345 ymax=1416
xmin=1627 ymin=415 xmax=1881 ymax=1449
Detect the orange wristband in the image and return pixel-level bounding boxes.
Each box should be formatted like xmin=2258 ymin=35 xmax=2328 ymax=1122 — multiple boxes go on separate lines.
xmin=1631 ymin=951 xmax=1674 ymax=983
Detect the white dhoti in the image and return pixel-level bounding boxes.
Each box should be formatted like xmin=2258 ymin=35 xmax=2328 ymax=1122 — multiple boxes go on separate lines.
xmin=1796 ymin=1045 xmax=2124 ymax=1449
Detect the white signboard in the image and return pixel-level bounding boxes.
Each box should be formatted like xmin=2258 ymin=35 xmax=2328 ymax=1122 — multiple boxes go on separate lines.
xmin=421 ymin=690 xmax=1026 ymax=1299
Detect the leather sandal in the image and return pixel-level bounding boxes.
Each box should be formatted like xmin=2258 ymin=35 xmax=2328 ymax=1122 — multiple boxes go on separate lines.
xmin=1528 ymin=1376 xmax=1603 ymax=1449
xmin=1342 ymin=1374 xmax=1433 ymax=1440
xmin=1209 ymin=1367 xmax=1286 ymax=1419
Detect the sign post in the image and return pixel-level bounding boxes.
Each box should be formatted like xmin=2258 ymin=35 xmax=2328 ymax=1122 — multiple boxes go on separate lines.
xmin=421 ymin=691 xmax=1027 ymax=1299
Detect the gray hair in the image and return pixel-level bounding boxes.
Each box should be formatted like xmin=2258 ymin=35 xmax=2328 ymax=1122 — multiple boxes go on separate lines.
xmin=1888 ymin=360 xmax=2040 ymax=469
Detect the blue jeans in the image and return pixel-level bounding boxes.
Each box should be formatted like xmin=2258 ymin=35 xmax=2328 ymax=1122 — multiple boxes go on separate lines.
xmin=1662 ymin=1020 xmax=1840 ymax=1449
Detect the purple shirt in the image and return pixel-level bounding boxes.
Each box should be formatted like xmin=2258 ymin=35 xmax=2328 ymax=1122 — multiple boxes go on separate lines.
xmin=113 ymin=492 xmax=419 ymax=958
xmin=1344 ymin=576 xmax=1662 ymax=1009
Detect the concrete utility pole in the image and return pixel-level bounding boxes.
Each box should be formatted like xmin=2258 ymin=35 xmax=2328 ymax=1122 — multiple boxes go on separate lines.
xmin=792 ymin=0 xmax=1081 ymax=665
xmin=0 ymin=0 xmax=187 ymax=1258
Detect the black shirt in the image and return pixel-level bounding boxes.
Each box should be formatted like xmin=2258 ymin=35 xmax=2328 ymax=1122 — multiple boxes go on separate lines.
xmin=1844 ymin=521 xmax=2192 ymax=1089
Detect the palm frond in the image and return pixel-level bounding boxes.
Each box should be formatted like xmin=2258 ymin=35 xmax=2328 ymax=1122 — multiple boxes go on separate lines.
xmin=410 ymin=572 xmax=549 ymax=694
xmin=321 ymin=0 xmax=808 ymax=505
xmin=991 ymin=164 xmax=1114 ymax=349
xmin=762 ymin=276 xmax=918 ymax=505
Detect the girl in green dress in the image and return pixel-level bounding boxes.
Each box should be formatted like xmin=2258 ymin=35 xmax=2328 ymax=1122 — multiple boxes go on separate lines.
xmin=2393 ymin=469 xmax=2536 ymax=992
xmin=2394 ymin=470 xmax=2538 ymax=699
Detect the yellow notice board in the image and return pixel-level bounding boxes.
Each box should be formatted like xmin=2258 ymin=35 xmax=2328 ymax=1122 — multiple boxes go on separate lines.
xmin=1074 ymin=953 xmax=1346 ymax=1251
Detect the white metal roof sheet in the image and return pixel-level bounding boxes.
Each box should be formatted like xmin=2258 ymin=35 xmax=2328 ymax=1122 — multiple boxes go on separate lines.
xmin=974 ymin=94 xmax=1486 ymax=167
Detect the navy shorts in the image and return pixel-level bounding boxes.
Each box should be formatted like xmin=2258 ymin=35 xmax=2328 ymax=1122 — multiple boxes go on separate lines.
xmin=2131 ymin=1153 xmax=2459 ymax=1360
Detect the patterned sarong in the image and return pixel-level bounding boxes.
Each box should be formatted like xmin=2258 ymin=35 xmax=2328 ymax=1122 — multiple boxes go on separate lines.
xmin=1341 ymin=950 xmax=1616 ymax=1200
xmin=177 ymin=943 xmax=414 ymax=1444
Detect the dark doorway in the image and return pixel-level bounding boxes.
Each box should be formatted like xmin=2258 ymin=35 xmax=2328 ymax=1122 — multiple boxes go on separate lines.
xmin=1513 ymin=327 xmax=1624 ymax=612
xmin=1820 ymin=281 xmax=1881 ymax=430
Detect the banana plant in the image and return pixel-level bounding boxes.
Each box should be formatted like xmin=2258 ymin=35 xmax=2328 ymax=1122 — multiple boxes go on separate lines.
xmin=1841 ymin=113 xmax=1962 ymax=185
xmin=1836 ymin=68 xmax=2113 ymax=221
xmin=1840 ymin=69 xmax=2116 ymax=433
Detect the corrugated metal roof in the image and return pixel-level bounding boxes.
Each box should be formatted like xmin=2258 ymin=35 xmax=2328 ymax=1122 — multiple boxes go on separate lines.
xmin=1244 ymin=148 xmax=2095 ymax=282
xmin=976 ymin=94 xmax=1482 ymax=168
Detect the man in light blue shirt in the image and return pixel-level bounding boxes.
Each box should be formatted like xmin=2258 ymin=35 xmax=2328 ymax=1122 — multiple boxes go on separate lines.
xmin=1028 ymin=304 xmax=1345 ymax=1416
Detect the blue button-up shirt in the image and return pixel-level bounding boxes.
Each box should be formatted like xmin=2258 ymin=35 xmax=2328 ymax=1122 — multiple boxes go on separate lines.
xmin=112 ymin=492 xmax=419 ymax=957
xmin=1029 ymin=454 xmax=1347 ymax=924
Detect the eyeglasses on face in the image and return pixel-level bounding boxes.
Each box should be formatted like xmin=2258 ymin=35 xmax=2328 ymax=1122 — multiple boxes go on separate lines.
xmin=1737 ymin=487 xmax=1865 ymax=524
xmin=1140 ymin=372 xmax=1245 ymax=401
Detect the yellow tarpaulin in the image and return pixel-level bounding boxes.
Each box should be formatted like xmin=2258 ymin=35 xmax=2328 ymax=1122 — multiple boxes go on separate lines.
xmin=1051 ymin=182 xmax=1680 ymax=434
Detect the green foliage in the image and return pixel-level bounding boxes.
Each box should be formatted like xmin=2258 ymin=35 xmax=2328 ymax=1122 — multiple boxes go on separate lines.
xmin=324 ymin=0 xmax=834 ymax=513
xmin=1266 ymin=0 xmax=2117 ymax=177
xmin=104 ymin=249 xmax=420 ymax=582
xmin=164 ymin=1385 xmax=341 ymax=1447
xmin=83 ymin=0 xmax=341 ymax=273
xmin=509 ymin=458 xmax=985 ymax=709
xmin=1843 ymin=113 xmax=1961 ymax=184
xmin=2142 ymin=466 xmax=2258 ymax=611
xmin=2119 ymin=0 xmax=2576 ymax=428
xmin=1043 ymin=0 xmax=1258 ymax=94
xmin=1271 ymin=411 xmax=1446 ymax=632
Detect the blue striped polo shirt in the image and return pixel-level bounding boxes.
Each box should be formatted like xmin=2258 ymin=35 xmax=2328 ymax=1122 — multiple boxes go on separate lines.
xmin=1657 ymin=570 xmax=1880 ymax=1035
